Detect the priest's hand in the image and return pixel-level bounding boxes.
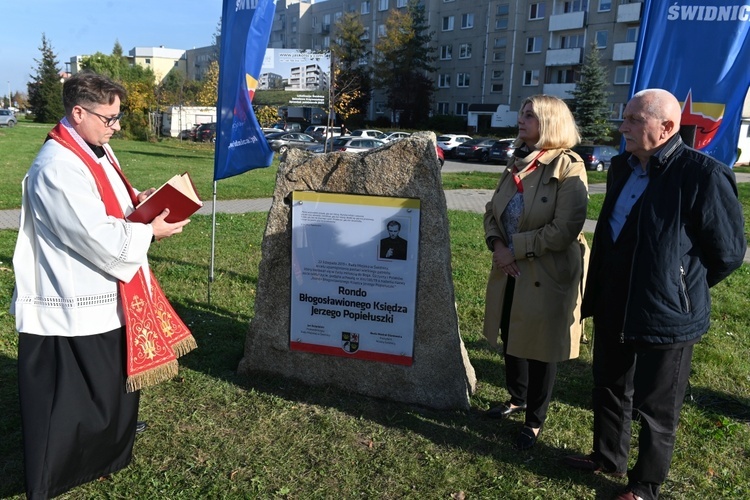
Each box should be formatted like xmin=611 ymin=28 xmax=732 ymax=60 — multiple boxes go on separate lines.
xmin=150 ymin=209 xmax=190 ymax=241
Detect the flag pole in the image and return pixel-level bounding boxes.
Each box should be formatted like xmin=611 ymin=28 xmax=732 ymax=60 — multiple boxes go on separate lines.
xmin=208 ymin=180 xmax=218 ymax=305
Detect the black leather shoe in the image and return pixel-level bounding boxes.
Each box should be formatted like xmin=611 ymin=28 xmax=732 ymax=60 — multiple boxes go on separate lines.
xmin=135 ymin=421 xmax=148 ymax=434
xmin=485 ymin=402 xmax=527 ymax=419
xmin=514 ymin=425 xmax=541 ymax=451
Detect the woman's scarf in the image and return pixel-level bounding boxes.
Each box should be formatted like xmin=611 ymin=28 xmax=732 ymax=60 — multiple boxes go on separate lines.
xmin=48 ymin=118 xmax=196 ymax=392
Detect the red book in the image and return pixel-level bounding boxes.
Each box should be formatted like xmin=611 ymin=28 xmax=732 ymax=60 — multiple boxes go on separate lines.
xmin=127 ymin=172 xmax=203 ymax=223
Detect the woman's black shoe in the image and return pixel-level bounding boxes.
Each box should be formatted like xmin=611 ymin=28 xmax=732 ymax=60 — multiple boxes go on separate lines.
xmin=514 ymin=425 xmax=541 ymax=451
xmin=485 ymin=402 xmax=527 ymax=419
xmin=135 ymin=421 xmax=148 ymax=434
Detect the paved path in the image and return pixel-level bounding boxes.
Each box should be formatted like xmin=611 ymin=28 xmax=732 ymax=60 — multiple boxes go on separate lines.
xmin=1 ymin=171 xmax=747 ymax=262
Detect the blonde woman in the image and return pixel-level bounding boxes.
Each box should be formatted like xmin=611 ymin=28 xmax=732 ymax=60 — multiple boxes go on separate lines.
xmin=482 ymin=95 xmax=589 ymax=450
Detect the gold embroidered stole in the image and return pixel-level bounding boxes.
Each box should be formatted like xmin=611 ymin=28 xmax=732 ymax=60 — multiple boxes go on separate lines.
xmin=48 ymin=121 xmax=197 ymax=392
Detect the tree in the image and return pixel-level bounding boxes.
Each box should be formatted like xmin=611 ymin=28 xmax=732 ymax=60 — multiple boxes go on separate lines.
xmin=330 ymin=12 xmax=372 ymax=125
xmin=27 ymin=34 xmax=64 ymax=123
xmin=81 ymin=46 xmax=157 ymax=140
xmin=254 ymin=105 xmax=279 ymax=127
xmin=196 ymin=60 xmax=219 ymax=106
xmin=373 ymin=0 xmax=436 ymax=128
xmin=570 ymin=44 xmax=613 ymax=144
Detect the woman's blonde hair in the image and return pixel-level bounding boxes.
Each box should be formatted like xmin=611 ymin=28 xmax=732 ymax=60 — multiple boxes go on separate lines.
xmin=515 ymin=94 xmax=580 ymax=150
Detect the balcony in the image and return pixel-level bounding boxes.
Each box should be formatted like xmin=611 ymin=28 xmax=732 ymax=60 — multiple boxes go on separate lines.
xmin=542 ymin=83 xmax=576 ymax=99
xmin=549 ymin=11 xmax=585 ymax=32
xmin=617 ymin=2 xmax=642 ymax=23
xmin=546 ymin=47 xmax=582 ymax=66
xmin=613 ymin=42 xmax=637 ymax=61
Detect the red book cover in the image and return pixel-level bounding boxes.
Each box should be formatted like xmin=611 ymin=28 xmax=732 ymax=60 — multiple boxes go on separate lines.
xmin=127 ymin=172 xmax=203 ymax=224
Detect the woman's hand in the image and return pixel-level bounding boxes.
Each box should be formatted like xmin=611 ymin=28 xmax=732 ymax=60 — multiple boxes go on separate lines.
xmin=492 ymin=240 xmax=521 ymax=278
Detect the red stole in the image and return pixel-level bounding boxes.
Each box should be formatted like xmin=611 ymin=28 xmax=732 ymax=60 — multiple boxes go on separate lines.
xmin=48 ymin=121 xmax=197 ymax=392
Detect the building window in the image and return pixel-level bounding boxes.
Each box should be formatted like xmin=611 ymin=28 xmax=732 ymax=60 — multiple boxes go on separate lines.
xmin=626 ymin=27 xmax=639 ymax=43
xmin=549 ymin=68 xmax=576 ymax=84
xmin=323 ymin=36 xmax=330 ymax=48
xmin=397 ymin=0 xmax=407 ymax=7
xmin=496 ymin=18 xmax=509 ymax=29
xmin=375 ymin=102 xmax=385 ymax=114
xmin=459 ymin=43 xmax=472 ymax=58
xmin=362 ymin=27 xmax=370 ymax=40
xmin=615 ymin=65 xmax=632 ymax=84
xmin=562 ymin=0 xmax=587 ymax=13
xmin=378 ymin=0 xmax=388 ymax=11
xmin=438 ymin=74 xmax=451 ymax=88
xmin=526 ymin=36 xmax=543 ymax=53
xmin=494 ymin=37 xmax=507 ymax=48
xmin=609 ymin=102 xmax=624 ymax=120
xmin=145 ymin=58 xmax=151 ymax=64
xmin=493 ymin=51 xmax=506 ymax=62
xmin=560 ymin=33 xmax=584 ymax=49
xmin=596 ymin=30 xmax=608 ymax=48
xmin=378 ymin=24 xmax=386 ymax=37
xmin=497 ymin=3 xmax=509 ymax=15
xmin=529 ymin=3 xmax=545 ymax=20
xmin=361 ymin=1 xmax=370 ymax=14
xmin=456 ymin=103 xmax=468 ymax=115
xmin=440 ymin=45 xmax=452 ymax=60
xmin=492 ymin=70 xmax=504 ymax=79
xmin=462 ymin=13 xmax=474 ymax=29
xmin=599 ymin=0 xmax=612 ymax=12
xmin=437 ymin=102 xmax=450 ymax=114
xmin=491 ymin=83 xmax=504 ymax=93
xmin=442 ymin=16 xmax=455 ymax=31
xmin=457 ymin=73 xmax=471 ymax=87
xmin=523 ymin=70 xmax=540 ymax=86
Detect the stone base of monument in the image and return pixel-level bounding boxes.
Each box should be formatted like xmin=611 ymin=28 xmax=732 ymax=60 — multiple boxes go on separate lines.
xmin=237 ymin=132 xmax=477 ymax=410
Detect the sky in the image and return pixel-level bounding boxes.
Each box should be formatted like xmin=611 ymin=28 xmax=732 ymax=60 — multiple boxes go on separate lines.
xmin=0 ymin=0 xmax=223 ymax=98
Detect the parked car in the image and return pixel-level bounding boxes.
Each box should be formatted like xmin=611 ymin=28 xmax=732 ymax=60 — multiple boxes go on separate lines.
xmin=331 ymin=136 xmax=386 ymax=152
xmin=455 ymin=138 xmax=498 ymax=162
xmin=304 ymin=125 xmax=343 ymax=142
xmin=437 ymin=134 xmax=473 ymax=158
xmin=489 ymin=139 xmax=515 ymax=165
xmin=350 ymin=129 xmax=387 ymax=140
xmin=436 ymin=145 xmax=445 ymax=167
xmin=265 ymin=132 xmax=318 ymax=153
xmin=272 ymin=121 xmax=307 ymax=132
xmin=0 ymin=109 xmax=17 ymax=127
xmin=196 ymin=122 xmax=216 ymax=142
xmin=572 ymin=144 xmax=620 ymax=171
xmin=306 ymin=136 xmax=339 ymax=153
xmin=383 ymin=131 xmax=410 ymax=142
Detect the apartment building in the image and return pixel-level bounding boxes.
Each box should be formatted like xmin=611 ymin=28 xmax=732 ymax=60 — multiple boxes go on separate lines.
xmin=267 ymin=0 xmax=644 ymax=129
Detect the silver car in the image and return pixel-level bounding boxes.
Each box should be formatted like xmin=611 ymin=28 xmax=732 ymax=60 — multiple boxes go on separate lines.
xmin=331 ymin=136 xmax=386 ymax=152
xmin=0 ymin=109 xmax=17 ymax=127
xmin=265 ymin=132 xmax=318 ymax=153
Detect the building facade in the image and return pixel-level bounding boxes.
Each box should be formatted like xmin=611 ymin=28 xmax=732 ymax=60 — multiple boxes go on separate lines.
xmin=267 ymin=0 xmax=644 ymax=129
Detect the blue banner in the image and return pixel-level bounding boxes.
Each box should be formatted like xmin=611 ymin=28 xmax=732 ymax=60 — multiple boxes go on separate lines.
xmin=214 ymin=0 xmax=276 ymax=181
xmin=632 ymin=1 xmax=750 ymax=166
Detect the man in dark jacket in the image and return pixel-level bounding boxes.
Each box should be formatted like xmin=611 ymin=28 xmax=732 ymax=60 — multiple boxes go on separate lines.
xmin=564 ymin=89 xmax=746 ymax=500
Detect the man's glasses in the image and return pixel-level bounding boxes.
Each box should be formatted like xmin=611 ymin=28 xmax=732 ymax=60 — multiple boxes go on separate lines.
xmin=81 ymin=106 xmax=124 ymax=127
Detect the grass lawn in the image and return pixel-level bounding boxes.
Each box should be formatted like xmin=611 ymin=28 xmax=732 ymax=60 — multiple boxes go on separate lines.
xmin=0 ymin=123 xmax=748 ymax=498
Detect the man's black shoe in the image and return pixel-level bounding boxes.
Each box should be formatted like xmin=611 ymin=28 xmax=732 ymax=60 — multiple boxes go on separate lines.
xmin=485 ymin=402 xmax=526 ymax=419
xmin=135 ymin=421 xmax=148 ymax=434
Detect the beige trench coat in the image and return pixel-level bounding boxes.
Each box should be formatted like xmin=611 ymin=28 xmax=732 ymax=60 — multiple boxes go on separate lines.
xmin=483 ymin=148 xmax=589 ymax=363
